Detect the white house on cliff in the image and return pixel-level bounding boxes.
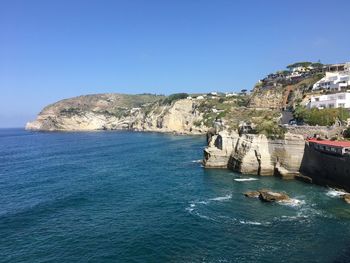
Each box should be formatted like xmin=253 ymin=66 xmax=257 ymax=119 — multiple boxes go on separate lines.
xmin=313 ymin=63 xmax=350 ymax=91
xmin=308 ymin=92 xmax=350 ymax=109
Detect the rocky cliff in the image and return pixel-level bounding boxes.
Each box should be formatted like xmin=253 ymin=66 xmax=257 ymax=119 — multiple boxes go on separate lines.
xmin=204 ymin=131 xmax=305 ymax=178
xmin=26 ymin=94 xmax=209 ymax=134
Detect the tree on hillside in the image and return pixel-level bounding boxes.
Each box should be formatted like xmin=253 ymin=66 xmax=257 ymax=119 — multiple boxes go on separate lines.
xmin=286 ymin=62 xmax=312 ymax=70
xmin=311 ymin=62 xmax=323 ymax=68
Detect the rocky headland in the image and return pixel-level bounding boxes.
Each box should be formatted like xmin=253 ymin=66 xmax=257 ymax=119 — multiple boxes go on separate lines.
xmin=26 ymin=93 xmax=209 ymax=134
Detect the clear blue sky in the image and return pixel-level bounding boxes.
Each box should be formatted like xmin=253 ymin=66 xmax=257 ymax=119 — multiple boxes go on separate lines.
xmin=1 ymin=0 xmax=349 ymax=127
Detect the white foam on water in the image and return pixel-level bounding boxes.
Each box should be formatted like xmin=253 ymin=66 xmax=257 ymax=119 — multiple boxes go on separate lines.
xmin=185 ymin=207 xmax=194 ymax=212
xmin=234 ymin=178 xmax=258 ymax=182
xmin=209 ymin=194 xmax=232 ymax=201
xmin=326 ymin=188 xmax=348 ymax=198
xmin=278 ymin=198 xmax=305 ymax=207
xmin=185 ymin=203 xmax=196 ymax=213
xmin=196 ymin=212 xmax=212 ymax=220
xmin=239 ymin=220 xmax=262 ymax=225
xmin=191 ymin=159 xmax=203 ymax=163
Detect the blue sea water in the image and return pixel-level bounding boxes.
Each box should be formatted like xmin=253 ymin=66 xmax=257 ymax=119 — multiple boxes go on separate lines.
xmin=1 ymin=129 xmax=350 ymax=262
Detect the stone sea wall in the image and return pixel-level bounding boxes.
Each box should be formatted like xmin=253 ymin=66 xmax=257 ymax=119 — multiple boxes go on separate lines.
xmin=300 ymin=143 xmax=350 ymax=192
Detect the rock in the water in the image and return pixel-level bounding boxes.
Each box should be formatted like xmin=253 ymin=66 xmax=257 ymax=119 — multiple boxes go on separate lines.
xmin=244 ymin=191 xmax=260 ymax=198
xmin=342 ymin=194 xmax=350 ymax=204
xmin=295 ymin=174 xmax=313 ymax=184
xmin=258 ymin=189 xmax=290 ymax=202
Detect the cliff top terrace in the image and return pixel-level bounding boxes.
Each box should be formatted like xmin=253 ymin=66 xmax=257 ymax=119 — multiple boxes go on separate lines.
xmin=307 ymin=138 xmax=350 ymax=156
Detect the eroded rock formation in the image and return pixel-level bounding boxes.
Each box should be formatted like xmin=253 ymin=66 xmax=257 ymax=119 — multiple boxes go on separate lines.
xmin=204 ymin=131 xmax=305 ymax=178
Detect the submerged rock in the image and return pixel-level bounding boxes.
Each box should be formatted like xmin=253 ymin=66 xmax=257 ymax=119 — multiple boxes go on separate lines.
xmin=342 ymin=194 xmax=350 ymax=204
xmin=244 ymin=191 xmax=260 ymax=198
xmin=258 ymin=189 xmax=290 ymax=202
xmin=243 ymin=189 xmax=291 ymax=203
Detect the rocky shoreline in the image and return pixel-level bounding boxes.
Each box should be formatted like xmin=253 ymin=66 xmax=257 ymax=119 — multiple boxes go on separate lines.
xmin=26 ymin=92 xmax=350 ymax=197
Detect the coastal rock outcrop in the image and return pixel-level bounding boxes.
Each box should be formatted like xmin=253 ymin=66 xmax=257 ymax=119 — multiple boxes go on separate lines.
xmin=258 ymin=189 xmax=290 ymax=202
xmin=342 ymin=194 xmax=350 ymax=204
xmin=244 ymin=191 xmax=260 ymax=198
xmin=204 ymin=131 xmax=305 ymax=178
xmin=203 ymin=130 xmax=239 ymax=168
xmin=244 ymin=189 xmax=290 ymax=202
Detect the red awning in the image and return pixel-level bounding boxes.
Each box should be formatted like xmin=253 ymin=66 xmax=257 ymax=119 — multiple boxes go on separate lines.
xmin=307 ymin=138 xmax=350 ymax=148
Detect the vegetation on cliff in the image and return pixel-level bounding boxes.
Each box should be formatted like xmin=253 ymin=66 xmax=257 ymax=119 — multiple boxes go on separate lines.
xmin=293 ymin=105 xmax=349 ymax=126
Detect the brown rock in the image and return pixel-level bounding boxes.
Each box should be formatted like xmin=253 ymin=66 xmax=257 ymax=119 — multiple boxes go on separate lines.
xmin=244 ymin=191 xmax=260 ymax=198
xmin=258 ymin=189 xmax=290 ymax=202
xmin=342 ymin=194 xmax=350 ymax=204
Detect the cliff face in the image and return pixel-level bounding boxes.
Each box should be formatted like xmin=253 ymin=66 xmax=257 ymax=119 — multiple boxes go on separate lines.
xmin=26 ymin=94 xmax=208 ymax=134
xmin=203 ymin=130 xmax=239 ymax=168
xmin=248 ymin=86 xmax=284 ymax=109
xmin=204 ymin=131 xmax=305 ymax=178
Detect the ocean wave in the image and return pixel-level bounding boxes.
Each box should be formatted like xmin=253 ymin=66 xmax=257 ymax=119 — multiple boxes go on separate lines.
xmin=234 ymin=178 xmax=258 ymax=182
xmin=239 ymin=220 xmax=262 ymax=225
xmin=185 ymin=207 xmax=194 ymax=212
xmin=195 ymin=212 xmax=213 ymax=221
xmin=278 ymin=198 xmax=305 ymax=207
xmin=326 ymin=188 xmax=348 ymax=198
xmin=279 ymin=215 xmax=308 ymax=221
xmin=209 ymin=194 xmax=232 ymax=201
xmin=191 ymin=159 xmax=203 ymax=163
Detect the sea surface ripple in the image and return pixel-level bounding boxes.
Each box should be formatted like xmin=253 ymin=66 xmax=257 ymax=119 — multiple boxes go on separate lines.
xmin=1 ymin=129 xmax=350 ymax=262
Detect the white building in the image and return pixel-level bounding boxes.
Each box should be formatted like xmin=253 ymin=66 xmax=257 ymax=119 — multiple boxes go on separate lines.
xmin=225 ymin=92 xmax=237 ymax=97
xmin=313 ymin=71 xmax=350 ymax=91
xmin=308 ymin=92 xmax=350 ymax=109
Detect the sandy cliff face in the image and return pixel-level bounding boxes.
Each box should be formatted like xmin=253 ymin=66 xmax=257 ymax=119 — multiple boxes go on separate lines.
xmin=248 ymin=86 xmax=284 ymax=109
xmin=26 ymin=94 xmax=208 ymax=134
xmin=204 ymin=131 xmax=305 ymax=178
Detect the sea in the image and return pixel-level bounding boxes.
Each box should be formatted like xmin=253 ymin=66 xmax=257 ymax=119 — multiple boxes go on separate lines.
xmin=1 ymin=128 xmax=350 ymax=262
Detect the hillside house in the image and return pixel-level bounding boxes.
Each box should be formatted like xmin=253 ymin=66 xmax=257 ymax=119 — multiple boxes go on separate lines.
xmin=307 ymin=92 xmax=350 ymax=109
xmin=324 ymin=62 xmax=350 ymax=72
xmin=312 ymin=71 xmax=350 ymax=91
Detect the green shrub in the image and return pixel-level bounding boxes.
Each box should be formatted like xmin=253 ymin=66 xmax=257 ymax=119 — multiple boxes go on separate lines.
xmin=294 ymin=106 xmax=349 ymax=126
xmin=193 ymin=120 xmax=202 ymax=127
xmin=162 ymin=93 xmax=189 ymax=105
xmin=255 ymin=120 xmax=286 ymax=139
xmin=60 ymin=107 xmax=81 ymax=115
